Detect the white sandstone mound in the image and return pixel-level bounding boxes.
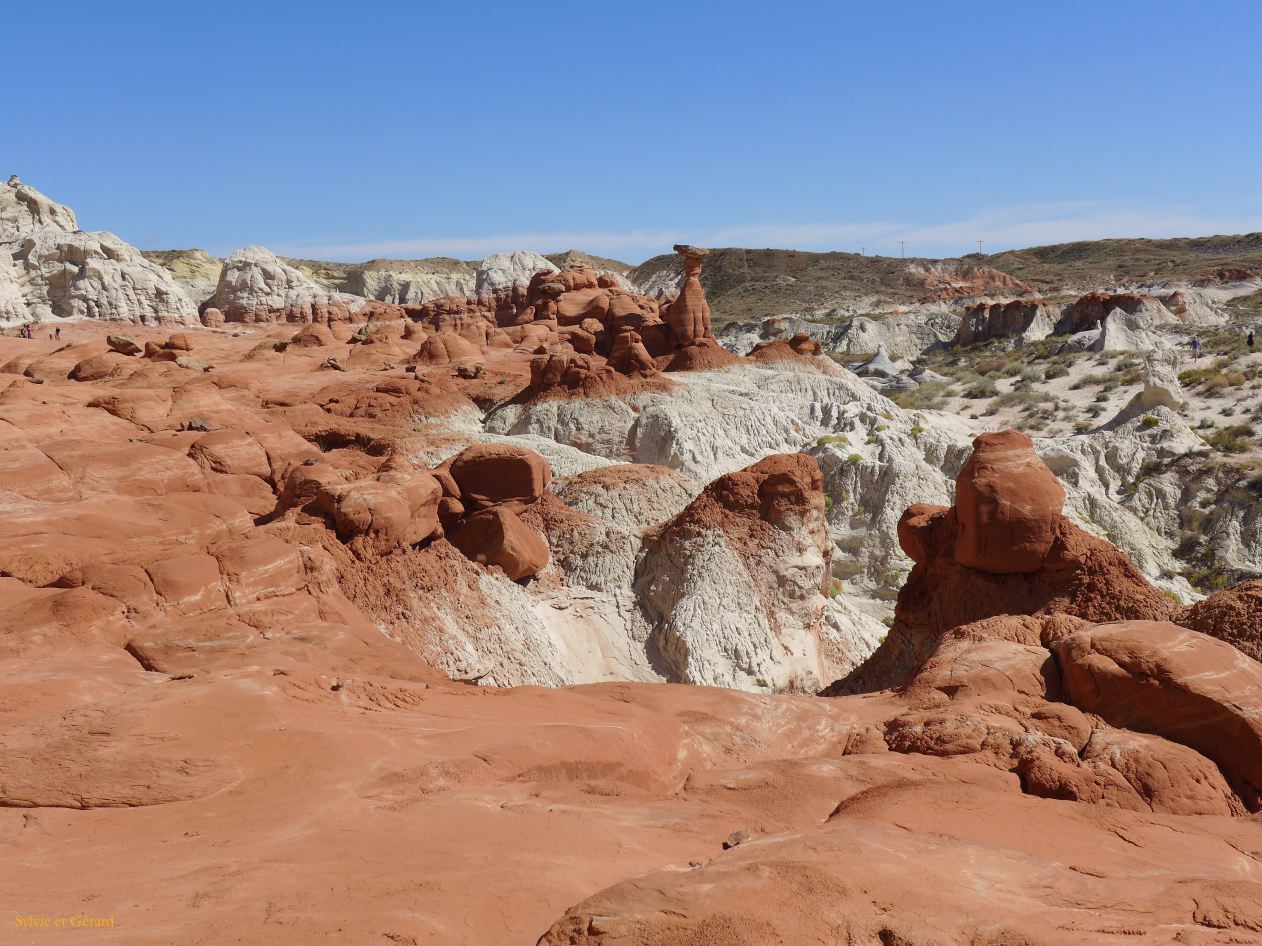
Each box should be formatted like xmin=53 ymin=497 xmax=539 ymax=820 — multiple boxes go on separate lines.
xmin=474 ymin=251 xmax=558 ymax=295
xmin=0 ymin=175 xmax=77 ymax=237
xmin=344 ymin=259 xmax=477 ymax=305
xmin=1113 ymin=355 xmax=1184 ymax=420
xmin=0 ymin=177 xmax=198 ymax=326
xmin=8 ymin=230 xmax=199 ymax=325
xmin=205 ymin=246 xmax=363 ymax=320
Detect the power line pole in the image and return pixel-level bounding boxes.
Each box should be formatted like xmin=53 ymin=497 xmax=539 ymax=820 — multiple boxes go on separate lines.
xmin=859 ymin=246 xmax=865 ymax=256
xmin=976 ymin=239 xmax=984 ymax=255
xmin=899 ymin=240 xmax=906 ymax=258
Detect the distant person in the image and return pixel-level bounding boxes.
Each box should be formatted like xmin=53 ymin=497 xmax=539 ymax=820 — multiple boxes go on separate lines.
xmin=1249 ymin=330 xmax=1255 ymax=349
xmin=1191 ymin=335 xmax=1201 ymax=358
xmin=54 ymin=326 xmax=61 ymax=341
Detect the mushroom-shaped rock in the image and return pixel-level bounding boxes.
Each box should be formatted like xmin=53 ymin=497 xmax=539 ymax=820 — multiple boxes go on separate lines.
xmin=664 ymin=245 xmax=713 ymax=345
xmin=448 ymin=444 xmax=551 ymax=511
xmin=1052 ymin=621 xmax=1262 ymax=810
xmin=316 ymin=469 xmax=441 ymax=548
xmin=449 ymin=506 xmax=549 ymax=581
xmin=954 ymin=430 xmax=1065 ymax=573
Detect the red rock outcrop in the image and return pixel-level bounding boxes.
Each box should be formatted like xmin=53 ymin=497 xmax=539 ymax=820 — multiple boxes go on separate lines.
xmin=1053 ymin=620 xmax=1262 ymax=809
xmin=1182 ymin=579 xmax=1262 ymax=661
xmin=956 ymin=299 xmax=1056 ymax=345
xmin=829 ymin=429 xmax=1177 ymax=693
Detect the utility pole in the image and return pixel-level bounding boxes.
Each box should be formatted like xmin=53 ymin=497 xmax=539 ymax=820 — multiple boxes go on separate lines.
xmin=899 ymin=240 xmax=906 ymax=258
xmin=976 ymin=239 xmax=984 ymax=255
xmin=860 ymin=246 xmax=865 ymax=256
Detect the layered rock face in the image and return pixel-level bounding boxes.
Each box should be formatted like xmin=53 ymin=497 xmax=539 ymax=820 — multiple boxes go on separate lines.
xmin=636 ymin=454 xmax=835 ymax=692
xmin=343 ymin=257 xmax=476 ymax=305
xmin=956 ymin=298 xmax=1057 ymax=345
xmin=0 ymin=177 xmax=198 ymax=325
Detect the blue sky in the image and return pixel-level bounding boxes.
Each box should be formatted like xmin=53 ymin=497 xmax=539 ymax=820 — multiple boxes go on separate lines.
xmin=8 ymin=0 xmax=1262 ymax=262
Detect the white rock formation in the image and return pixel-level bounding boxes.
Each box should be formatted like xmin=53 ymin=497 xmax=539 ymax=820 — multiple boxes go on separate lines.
xmin=7 ymin=230 xmax=198 ymax=325
xmin=634 ymin=459 xmax=839 ymax=693
xmin=1094 ymin=307 xmax=1171 ymax=353
xmin=1113 ymin=355 xmax=1184 ymax=419
xmin=344 ymin=260 xmax=476 ymax=305
xmin=474 ymin=251 xmax=558 ymax=295
xmin=143 ymin=249 xmax=222 ymax=309
xmin=205 ymin=246 xmax=363 ymax=319
xmin=0 ymin=256 xmax=30 ymax=323
xmin=0 ymin=175 xmax=77 ymax=237
xmin=0 ymin=177 xmax=198 ymax=326
xmin=720 ymin=310 xmax=958 ymax=360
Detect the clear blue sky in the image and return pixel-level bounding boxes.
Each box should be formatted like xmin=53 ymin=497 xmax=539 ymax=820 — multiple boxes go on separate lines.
xmin=8 ymin=0 xmax=1262 ymax=263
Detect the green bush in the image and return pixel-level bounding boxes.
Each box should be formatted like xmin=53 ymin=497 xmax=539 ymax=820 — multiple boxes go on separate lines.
xmin=1140 ymin=415 xmax=1160 ymax=428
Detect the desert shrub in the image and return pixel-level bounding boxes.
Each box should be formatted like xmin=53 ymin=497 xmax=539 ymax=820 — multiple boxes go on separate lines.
xmin=1140 ymin=415 xmax=1160 ymax=428
xmin=847 ymin=453 xmax=863 ymax=462
xmin=816 ymin=434 xmax=848 ymax=448
xmin=1203 ymin=424 xmax=1252 ymax=453
xmin=992 ymin=389 xmax=1052 ymax=410
xmin=963 ymin=379 xmax=999 ymax=399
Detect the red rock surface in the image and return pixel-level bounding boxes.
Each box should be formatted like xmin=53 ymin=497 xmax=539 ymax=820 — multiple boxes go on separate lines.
xmin=4 ymin=316 xmax=1262 ymax=946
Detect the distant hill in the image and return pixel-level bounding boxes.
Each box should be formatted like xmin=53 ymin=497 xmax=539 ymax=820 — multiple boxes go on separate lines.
xmin=976 ymin=233 xmax=1262 ymax=291
xmin=629 ymin=235 xmax=1262 ymax=324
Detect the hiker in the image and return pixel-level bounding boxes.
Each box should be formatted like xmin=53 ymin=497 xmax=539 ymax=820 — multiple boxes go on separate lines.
xmin=1249 ymin=330 xmax=1255 ymax=349
xmin=1191 ymin=335 xmax=1201 ymax=359
xmin=54 ymin=326 xmax=60 ymax=341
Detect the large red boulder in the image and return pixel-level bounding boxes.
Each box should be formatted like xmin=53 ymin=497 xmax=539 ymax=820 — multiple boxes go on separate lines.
xmin=449 ymin=506 xmax=549 ymax=581
xmin=448 ymin=444 xmax=551 ymax=511
xmin=1053 ymin=621 xmax=1262 ymax=810
xmin=316 ymin=468 xmax=441 ymax=548
xmin=953 ymin=430 xmax=1065 ymax=573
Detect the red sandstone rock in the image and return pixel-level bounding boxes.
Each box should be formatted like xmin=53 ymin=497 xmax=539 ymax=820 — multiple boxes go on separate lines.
xmin=1182 ymin=579 xmax=1262 ymax=662
xmin=1053 ymin=620 xmax=1262 ymax=809
xmin=449 ymin=505 xmax=549 ymax=580
xmin=316 ymin=468 xmax=442 ymax=549
xmin=953 ymin=430 xmax=1065 ymax=572
xmin=664 ymin=244 xmax=714 ymax=345
xmin=448 ymin=443 xmax=551 ymax=510
xmin=414 ymin=331 xmax=480 ymax=365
